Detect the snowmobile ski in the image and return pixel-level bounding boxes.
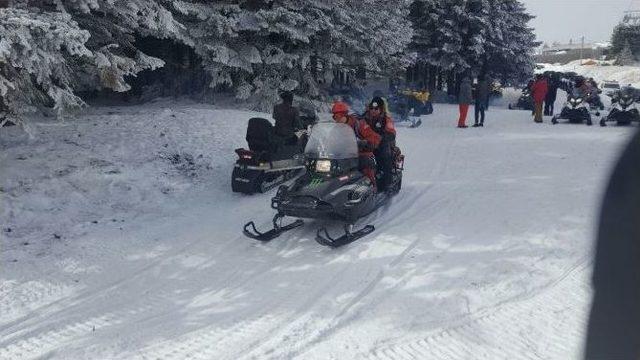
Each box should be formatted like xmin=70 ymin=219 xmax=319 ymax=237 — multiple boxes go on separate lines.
xmin=243 ymin=214 xmax=304 ymax=242
xmin=315 ymin=224 xmax=375 ymax=248
xmin=409 ymin=119 xmax=422 ymax=128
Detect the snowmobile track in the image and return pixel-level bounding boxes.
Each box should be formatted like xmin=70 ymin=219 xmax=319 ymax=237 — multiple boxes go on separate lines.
xmin=359 ymin=261 xmax=591 ymax=360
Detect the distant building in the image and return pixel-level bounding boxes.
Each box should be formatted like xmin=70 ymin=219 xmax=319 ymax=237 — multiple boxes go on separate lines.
xmin=621 ymin=10 xmax=640 ymax=26
xmin=535 ymin=41 xmax=609 ymax=64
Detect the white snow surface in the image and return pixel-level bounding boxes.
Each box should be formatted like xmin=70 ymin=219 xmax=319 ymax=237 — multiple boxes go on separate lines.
xmin=0 ymin=99 xmax=635 ymax=359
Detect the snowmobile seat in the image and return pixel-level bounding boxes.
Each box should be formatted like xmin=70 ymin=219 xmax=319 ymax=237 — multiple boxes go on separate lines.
xmin=246 ymin=117 xmax=278 ymax=155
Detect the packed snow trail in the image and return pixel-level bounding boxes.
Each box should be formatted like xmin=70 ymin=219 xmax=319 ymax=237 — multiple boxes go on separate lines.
xmin=0 ymin=100 xmax=634 ymax=359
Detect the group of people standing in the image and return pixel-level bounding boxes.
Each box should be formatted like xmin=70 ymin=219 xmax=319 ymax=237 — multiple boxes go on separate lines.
xmin=457 ymin=75 xmax=491 ymax=128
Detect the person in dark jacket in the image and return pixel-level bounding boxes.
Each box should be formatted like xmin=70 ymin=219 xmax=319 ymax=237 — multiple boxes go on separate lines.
xmin=363 ymin=97 xmax=397 ymax=192
xmin=544 ymin=76 xmax=559 ymax=116
xmin=585 ymin=130 xmax=640 ymax=359
xmin=474 ymin=76 xmax=490 ymax=127
xmin=457 ymin=77 xmax=473 ymax=128
xmin=272 ymin=91 xmax=302 ymax=144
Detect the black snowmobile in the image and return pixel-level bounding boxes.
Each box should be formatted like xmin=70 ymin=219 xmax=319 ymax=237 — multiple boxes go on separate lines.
xmin=552 ymin=90 xmax=592 ymax=125
xmin=242 ymin=122 xmax=404 ymax=248
xmin=232 ymin=109 xmax=317 ymax=194
xmin=601 ymin=86 xmax=640 ymax=126
xmin=508 ymin=87 xmax=534 ymax=111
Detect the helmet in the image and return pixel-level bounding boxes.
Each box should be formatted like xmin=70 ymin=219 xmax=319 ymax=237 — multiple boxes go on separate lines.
xmin=331 ymin=101 xmax=349 ymax=115
xmin=369 ymin=96 xmax=385 ymax=110
xmin=279 ymin=91 xmax=293 ymax=103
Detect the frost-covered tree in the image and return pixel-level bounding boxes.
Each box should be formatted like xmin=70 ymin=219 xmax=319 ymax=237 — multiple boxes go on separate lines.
xmin=1 ymin=0 xmax=414 ymax=122
xmin=617 ymin=40 xmax=635 ymax=65
xmin=611 ymin=23 xmax=640 ymax=59
xmin=409 ymin=0 xmax=537 ymax=87
xmin=482 ymin=0 xmax=538 ymax=83
xmin=0 ymin=8 xmax=92 ymax=122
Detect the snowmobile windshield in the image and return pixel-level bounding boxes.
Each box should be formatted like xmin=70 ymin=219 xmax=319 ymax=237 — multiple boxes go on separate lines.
xmin=304 ymin=122 xmax=358 ymax=160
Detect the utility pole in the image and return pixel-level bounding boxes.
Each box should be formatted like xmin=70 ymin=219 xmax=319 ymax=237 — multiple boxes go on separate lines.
xmin=580 ymin=36 xmax=585 ymax=65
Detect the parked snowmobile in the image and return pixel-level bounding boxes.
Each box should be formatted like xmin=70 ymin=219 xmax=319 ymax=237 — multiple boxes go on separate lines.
xmin=387 ymin=89 xmax=430 ymax=128
xmin=601 ymin=86 xmax=640 ymax=126
xmin=508 ymin=87 xmax=534 ymax=111
xmin=242 ymin=122 xmax=404 ymax=248
xmin=232 ymin=110 xmax=317 ymax=194
xmin=552 ymin=89 xmax=592 ymax=125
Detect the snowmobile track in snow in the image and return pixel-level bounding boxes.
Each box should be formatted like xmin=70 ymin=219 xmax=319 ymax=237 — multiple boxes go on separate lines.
xmin=359 ymin=260 xmax=591 ymax=360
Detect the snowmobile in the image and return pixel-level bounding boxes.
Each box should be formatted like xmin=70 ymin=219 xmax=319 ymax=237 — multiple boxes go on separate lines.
xmin=242 ymin=121 xmax=404 ymax=248
xmin=232 ymin=108 xmax=317 ymax=194
xmin=551 ymin=89 xmax=593 ymax=125
xmin=508 ymin=87 xmax=534 ymax=111
xmin=600 ymin=86 xmax=640 ymax=126
xmin=387 ymin=91 xmax=427 ymax=128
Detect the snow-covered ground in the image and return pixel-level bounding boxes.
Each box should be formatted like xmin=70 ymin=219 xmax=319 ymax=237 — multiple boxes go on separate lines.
xmin=0 ymin=99 xmax=635 ymax=359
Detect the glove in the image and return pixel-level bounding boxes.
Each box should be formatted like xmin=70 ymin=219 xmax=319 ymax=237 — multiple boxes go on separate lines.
xmin=357 ymin=139 xmax=370 ymax=151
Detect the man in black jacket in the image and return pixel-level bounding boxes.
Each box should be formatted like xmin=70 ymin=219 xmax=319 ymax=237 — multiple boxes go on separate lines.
xmin=272 ymin=91 xmax=302 ymax=145
xmin=544 ymin=75 xmax=559 ymax=116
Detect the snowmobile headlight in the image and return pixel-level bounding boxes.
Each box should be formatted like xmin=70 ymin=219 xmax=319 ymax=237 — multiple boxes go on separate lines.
xmin=575 ymin=98 xmax=583 ymax=104
xmin=315 ymin=160 xmax=332 ymax=173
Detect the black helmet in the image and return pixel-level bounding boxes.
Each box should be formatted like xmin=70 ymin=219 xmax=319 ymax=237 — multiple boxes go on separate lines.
xmin=369 ymin=96 xmax=385 ymax=110
xmin=279 ymin=91 xmax=293 ymax=103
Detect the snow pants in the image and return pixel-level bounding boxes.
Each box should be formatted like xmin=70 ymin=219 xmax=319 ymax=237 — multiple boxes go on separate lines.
xmin=474 ymin=101 xmax=486 ymax=125
xmin=359 ymin=153 xmax=377 ymax=189
xmin=534 ymin=101 xmax=544 ymax=123
xmin=458 ymin=104 xmax=470 ymax=127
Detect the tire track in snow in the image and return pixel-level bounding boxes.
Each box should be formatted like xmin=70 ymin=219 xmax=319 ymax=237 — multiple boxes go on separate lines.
xmin=0 ymin=280 xmax=72 ymax=324
xmin=242 ymin=192 xmax=453 ymax=359
xmin=0 ymin=227 xmax=250 ymax=336
xmin=126 ymin=262 xmax=353 ymax=360
xmin=0 ymin=292 xmax=170 ymax=360
xmin=360 ymin=261 xmax=592 ymax=360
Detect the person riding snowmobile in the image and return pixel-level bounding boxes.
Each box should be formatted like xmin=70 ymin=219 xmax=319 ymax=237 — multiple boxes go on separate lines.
xmin=273 ymin=91 xmax=303 ymax=145
xmin=363 ymin=97 xmax=397 ymax=192
xmin=332 ymin=101 xmax=381 ymax=189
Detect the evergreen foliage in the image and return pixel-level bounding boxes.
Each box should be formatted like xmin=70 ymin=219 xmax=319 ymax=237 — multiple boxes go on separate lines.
xmin=0 ymin=0 xmax=539 ymax=123
xmin=409 ymin=0 xmax=537 ymax=86
xmin=611 ymin=24 xmax=640 ymax=61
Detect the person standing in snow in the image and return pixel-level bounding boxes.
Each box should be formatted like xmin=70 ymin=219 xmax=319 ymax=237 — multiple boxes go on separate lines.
xmin=531 ymin=74 xmax=548 ymax=123
xmin=363 ymin=97 xmax=396 ymax=192
xmin=457 ymin=77 xmax=473 ymax=128
xmin=474 ymin=75 xmax=490 ymax=127
xmin=331 ymin=101 xmax=381 ymax=189
xmin=544 ymin=75 xmax=559 ymax=116
xmin=273 ymin=91 xmax=302 ymax=145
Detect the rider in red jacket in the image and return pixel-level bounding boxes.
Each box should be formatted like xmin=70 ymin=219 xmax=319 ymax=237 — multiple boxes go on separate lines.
xmin=332 ymin=101 xmax=381 ymax=188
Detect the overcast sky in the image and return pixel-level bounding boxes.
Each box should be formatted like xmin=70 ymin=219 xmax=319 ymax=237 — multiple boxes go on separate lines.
xmin=522 ymin=0 xmax=635 ymax=44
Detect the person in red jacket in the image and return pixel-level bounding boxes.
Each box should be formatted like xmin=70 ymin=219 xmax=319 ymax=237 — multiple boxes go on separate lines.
xmin=363 ymin=97 xmax=396 ymax=192
xmin=531 ymin=74 xmax=548 ymax=123
xmin=332 ymin=101 xmax=381 ymax=189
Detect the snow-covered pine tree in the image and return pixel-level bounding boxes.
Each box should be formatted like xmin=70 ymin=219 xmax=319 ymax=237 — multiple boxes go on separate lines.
xmin=482 ymin=0 xmax=538 ymax=83
xmin=1 ymin=0 xmax=414 ymax=121
xmin=611 ymin=23 xmax=640 ymax=59
xmin=409 ymin=0 xmax=536 ymax=87
xmin=617 ymin=40 xmax=635 ymax=65
xmin=0 ymin=8 xmax=92 ymax=123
